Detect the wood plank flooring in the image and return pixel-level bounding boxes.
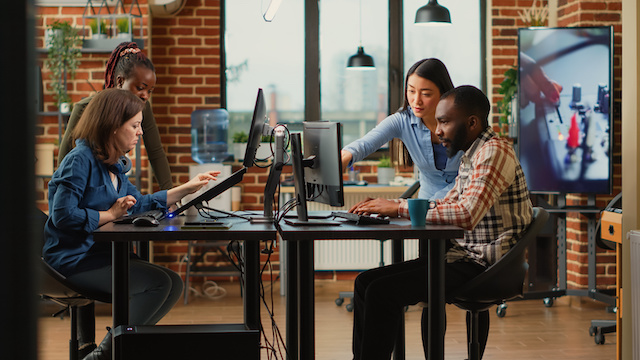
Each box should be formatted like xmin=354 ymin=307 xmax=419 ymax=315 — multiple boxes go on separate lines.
xmin=38 ymin=280 xmax=616 ymax=360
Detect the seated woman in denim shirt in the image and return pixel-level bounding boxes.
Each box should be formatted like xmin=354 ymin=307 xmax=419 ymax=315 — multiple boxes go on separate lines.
xmin=44 ymin=88 xmax=220 ymax=360
xmin=341 ymin=58 xmax=462 ymax=200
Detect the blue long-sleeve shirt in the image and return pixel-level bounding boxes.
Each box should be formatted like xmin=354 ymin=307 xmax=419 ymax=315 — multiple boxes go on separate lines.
xmin=343 ymin=108 xmax=463 ymax=200
xmin=43 ymin=139 xmax=167 ymax=276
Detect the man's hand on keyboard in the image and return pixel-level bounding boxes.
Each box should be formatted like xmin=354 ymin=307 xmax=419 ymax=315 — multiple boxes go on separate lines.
xmin=350 ymin=198 xmax=399 ymax=218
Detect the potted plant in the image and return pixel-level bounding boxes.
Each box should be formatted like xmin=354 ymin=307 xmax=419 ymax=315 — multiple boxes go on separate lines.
xmin=496 ymin=67 xmax=517 ymax=137
xmin=377 ymin=156 xmax=395 ymax=185
xmin=116 ymin=18 xmax=130 ymax=38
xmin=44 ymin=20 xmax=82 ymax=112
xmin=255 ymin=135 xmax=272 ymax=160
xmin=88 ymin=18 xmax=109 ymax=39
xmin=232 ymin=131 xmax=249 ymax=161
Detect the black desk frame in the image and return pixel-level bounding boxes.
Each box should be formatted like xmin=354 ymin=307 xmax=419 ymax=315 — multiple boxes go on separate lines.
xmin=278 ymin=220 xmax=464 ymax=360
xmin=93 ymin=216 xmax=277 ymax=360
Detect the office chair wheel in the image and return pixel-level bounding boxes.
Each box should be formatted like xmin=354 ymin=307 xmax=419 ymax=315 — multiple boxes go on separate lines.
xmin=543 ymin=297 xmax=554 ymax=307
xmin=496 ymin=303 xmax=507 ymax=318
xmin=594 ymin=329 xmax=605 ymax=345
xmin=345 ymin=303 xmax=354 ymax=312
xmin=335 ymin=297 xmax=344 ymax=306
xmin=589 ymin=325 xmax=597 ymax=336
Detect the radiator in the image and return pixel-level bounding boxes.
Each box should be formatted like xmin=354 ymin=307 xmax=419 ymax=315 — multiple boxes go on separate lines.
xmin=304 ymin=188 xmax=419 ymax=270
xmin=630 ymin=230 xmax=640 ymax=360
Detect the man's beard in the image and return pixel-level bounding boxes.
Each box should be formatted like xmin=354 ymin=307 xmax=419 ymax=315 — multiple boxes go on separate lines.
xmin=443 ymin=123 xmax=468 ymax=158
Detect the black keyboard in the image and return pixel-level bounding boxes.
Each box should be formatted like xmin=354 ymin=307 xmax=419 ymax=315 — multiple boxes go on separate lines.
xmin=330 ymin=211 xmax=390 ymax=225
xmin=114 ymin=209 xmax=166 ymax=224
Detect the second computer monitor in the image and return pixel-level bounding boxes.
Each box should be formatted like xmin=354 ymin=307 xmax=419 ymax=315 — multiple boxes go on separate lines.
xmin=303 ymin=121 xmax=344 ymax=207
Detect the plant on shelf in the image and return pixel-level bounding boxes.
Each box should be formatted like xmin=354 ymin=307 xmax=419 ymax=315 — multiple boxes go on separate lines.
xmin=376 ymin=156 xmax=395 ymax=185
xmin=496 ymin=67 xmax=517 ymax=137
xmin=232 ymin=131 xmax=249 ymax=143
xmin=44 ymin=20 xmax=82 ymax=109
xmin=232 ymin=131 xmax=249 ymax=161
xmin=116 ymin=18 xmax=130 ymax=37
xmin=378 ymin=156 xmax=392 ymax=168
xmin=88 ymin=18 xmax=109 ymax=38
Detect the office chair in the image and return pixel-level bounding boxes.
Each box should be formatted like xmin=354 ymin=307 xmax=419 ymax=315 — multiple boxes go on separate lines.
xmin=335 ymin=180 xmax=420 ymax=311
xmin=589 ymin=192 xmax=621 ymax=345
xmin=446 ymin=207 xmax=549 ymax=360
xmin=37 ymin=210 xmax=111 ymax=360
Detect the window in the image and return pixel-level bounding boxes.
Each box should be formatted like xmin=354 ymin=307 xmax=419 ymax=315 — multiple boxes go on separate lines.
xmin=225 ymin=0 xmax=483 ymax=146
xmin=403 ymin=0 xmax=482 ymax=88
xmin=320 ymin=0 xmax=389 ymax=146
xmin=224 ymin=0 xmax=305 ymax=140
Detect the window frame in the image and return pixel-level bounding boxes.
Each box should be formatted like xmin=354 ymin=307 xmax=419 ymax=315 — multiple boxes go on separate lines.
xmin=222 ymin=0 xmax=487 ymax=126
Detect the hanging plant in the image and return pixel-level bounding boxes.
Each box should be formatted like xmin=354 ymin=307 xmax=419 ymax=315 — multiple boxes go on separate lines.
xmin=44 ymin=20 xmax=82 ymax=107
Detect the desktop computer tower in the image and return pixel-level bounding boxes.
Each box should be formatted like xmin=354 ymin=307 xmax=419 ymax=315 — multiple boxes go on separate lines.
xmin=113 ymin=324 xmax=260 ymax=359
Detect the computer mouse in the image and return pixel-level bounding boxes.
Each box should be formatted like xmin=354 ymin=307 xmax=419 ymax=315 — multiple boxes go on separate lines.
xmin=132 ymin=216 xmax=159 ymax=227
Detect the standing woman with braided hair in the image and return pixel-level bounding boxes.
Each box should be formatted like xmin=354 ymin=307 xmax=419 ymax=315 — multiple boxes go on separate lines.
xmin=59 ymin=41 xmax=173 ymax=190
xmin=57 ymin=42 xmax=173 ymax=359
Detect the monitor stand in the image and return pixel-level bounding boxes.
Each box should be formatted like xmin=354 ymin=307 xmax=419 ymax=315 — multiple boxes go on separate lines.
xmin=250 ymin=126 xmax=285 ymax=224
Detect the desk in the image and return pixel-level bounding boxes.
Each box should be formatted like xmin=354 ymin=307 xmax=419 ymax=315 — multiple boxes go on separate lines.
xmin=278 ymin=218 xmax=464 ymax=360
xmin=93 ymin=216 xmax=277 ymax=334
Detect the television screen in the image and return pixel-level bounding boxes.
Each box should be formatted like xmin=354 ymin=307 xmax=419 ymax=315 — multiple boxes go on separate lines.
xmin=517 ymin=26 xmax=613 ymax=194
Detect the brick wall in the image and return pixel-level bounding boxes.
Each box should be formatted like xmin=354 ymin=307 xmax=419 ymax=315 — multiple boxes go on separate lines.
xmin=36 ymin=1 xmax=154 ymax=209
xmin=490 ymin=0 xmax=622 ymax=290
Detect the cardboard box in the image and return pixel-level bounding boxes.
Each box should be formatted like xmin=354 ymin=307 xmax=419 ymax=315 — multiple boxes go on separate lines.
xmin=601 ymin=210 xmax=622 ymax=243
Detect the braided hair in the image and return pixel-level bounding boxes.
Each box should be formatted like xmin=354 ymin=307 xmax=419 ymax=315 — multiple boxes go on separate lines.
xmin=104 ymin=42 xmax=155 ymax=89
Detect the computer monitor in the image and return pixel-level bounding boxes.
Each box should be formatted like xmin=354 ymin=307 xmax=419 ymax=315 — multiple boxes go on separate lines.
xmin=517 ymin=26 xmax=613 ymax=195
xmin=285 ymin=121 xmax=344 ymax=226
xmin=168 ymin=89 xmax=269 ymax=218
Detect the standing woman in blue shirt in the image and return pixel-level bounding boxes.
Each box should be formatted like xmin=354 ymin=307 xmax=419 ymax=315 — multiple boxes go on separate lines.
xmin=341 ymin=58 xmax=462 ymax=200
xmin=44 ymin=88 xmax=220 ymax=360
xmin=342 ymin=58 xmax=462 ymax=358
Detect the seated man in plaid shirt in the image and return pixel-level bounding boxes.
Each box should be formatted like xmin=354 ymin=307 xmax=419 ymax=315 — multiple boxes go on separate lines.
xmin=349 ymin=85 xmax=533 ymax=360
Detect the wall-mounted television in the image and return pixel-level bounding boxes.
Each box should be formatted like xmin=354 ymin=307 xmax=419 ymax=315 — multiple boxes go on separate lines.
xmin=517 ymin=26 xmax=613 ymax=194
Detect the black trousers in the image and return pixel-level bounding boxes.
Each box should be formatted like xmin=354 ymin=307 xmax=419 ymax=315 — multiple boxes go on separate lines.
xmin=352 ymin=257 xmax=486 ymax=360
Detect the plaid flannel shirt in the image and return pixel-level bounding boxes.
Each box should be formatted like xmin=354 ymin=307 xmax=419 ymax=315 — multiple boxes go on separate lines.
xmin=398 ymin=127 xmax=533 ymax=267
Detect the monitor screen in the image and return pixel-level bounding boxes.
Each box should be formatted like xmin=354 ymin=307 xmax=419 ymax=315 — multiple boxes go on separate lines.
xmin=243 ymin=88 xmax=268 ymax=168
xmin=303 ymin=121 xmax=344 ymax=207
xmin=517 ymin=26 xmax=613 ymax=194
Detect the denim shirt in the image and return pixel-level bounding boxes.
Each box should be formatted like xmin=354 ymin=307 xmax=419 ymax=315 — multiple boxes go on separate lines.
xmin=343 ymin=108 xmax=462 ymax=200
xmin=43 ymin=139 xmax=167 ymax=276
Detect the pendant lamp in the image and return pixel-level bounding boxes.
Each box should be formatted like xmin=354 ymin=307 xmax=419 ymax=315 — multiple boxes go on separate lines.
xmin=347 ymin=0 xmax=375 ymax=70
xmin=415 ymin=0 xmax=451 ymax=26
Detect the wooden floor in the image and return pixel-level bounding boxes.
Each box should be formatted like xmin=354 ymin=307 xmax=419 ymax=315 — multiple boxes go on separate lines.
xmin=38 ymin=280 xmax=616 ymax=360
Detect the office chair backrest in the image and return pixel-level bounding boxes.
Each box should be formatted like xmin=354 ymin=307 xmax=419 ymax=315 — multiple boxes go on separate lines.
xmin=451 ymin=207 xmax=549 ymax=303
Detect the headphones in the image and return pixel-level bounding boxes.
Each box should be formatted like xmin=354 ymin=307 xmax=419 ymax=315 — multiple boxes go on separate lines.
xmin=109 ymin=156 xmax=132 ymax=174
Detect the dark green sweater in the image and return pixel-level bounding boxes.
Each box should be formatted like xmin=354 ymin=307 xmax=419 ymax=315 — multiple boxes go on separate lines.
xmin=58 ymin=95 xmax=173 ymax=190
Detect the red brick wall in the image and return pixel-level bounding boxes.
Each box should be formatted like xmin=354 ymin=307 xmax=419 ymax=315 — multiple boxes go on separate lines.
xmin=36 ymin=1 xmax=154 ymax=209
xmin=556 ymin=0 xmax=622 ymax=290
xmin=490 ymin=0 xmax=622 ymax=290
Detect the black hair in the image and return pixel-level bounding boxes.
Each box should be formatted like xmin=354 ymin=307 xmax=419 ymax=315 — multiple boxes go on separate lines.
xmin=441 ymin=85 xmax=491 ymax=128
xmin=400 ymin=58 xmax=455 ymax=111
xmin=104 ymin=42 xmax=155 ymax=89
